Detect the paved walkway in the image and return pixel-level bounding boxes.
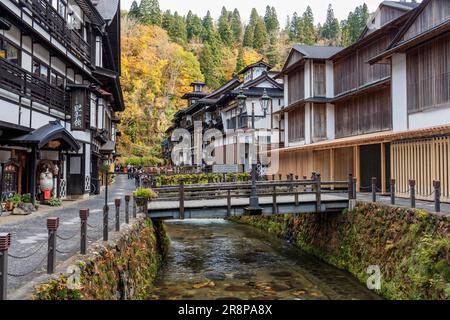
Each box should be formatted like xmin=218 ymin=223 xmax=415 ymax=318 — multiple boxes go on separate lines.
xmin=357 ymin=193 xmax=450 ymax=216
xmin=0 ymin=175 xmax=136 ymax=292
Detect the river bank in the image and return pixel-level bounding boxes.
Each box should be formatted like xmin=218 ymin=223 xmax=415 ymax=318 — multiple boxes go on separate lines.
xmin=228 ymin=202 xmax=450 ymax=300
xmin=31 ymin=216 xmax=169 ymax=300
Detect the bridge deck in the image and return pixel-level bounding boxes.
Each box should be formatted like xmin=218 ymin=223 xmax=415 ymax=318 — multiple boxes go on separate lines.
xmin=148 ymin=193 xmax=349 ymax=219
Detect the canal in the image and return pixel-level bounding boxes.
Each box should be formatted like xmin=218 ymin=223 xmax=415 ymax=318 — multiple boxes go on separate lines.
xmin=149 ymin=219 xmax=381 ymax=300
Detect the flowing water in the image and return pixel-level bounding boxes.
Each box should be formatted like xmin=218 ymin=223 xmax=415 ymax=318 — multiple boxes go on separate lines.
xmin=150 ymin=219 xmax=381 ymax=300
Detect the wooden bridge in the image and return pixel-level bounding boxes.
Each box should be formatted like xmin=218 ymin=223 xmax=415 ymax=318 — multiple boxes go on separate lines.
xmin=147 ymin=178 xmax=353 ymax=219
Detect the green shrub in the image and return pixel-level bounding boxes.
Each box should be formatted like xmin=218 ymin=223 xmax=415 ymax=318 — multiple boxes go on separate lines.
xmin=133 ymin=187 xmax=158 ymax=200
xmin=154 ymin=173 xmax=251 ymax=186
xmin=21 ymin=193 xmax=32 ymax=203
xmin=8 ymin=194 xmax=22 ymax=205
xmin=48 ymin=197 xmax=62 ymax=207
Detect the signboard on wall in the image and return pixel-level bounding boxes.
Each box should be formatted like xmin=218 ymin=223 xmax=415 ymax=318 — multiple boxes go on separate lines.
xmin=212 ymin=164 xmax=241 ymax=174
xmin=70 ymin=88 xmax=87 ymax=131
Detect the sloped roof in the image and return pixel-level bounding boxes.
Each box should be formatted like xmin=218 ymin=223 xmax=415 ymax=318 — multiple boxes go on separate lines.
xmin=381 ymin=1 xmax=420 ymax=11
xmin=9 ymin=121 xmax=80 ymax=151
xmin=292 ymin=45 xmax=343 ymax=59
xmin=92 ymin=0 xmax=119 ymax=23
xmin=242 ymin=72 xmax=283 ymax=90
xmin=237 ymin=60 xmax=272 ymax=75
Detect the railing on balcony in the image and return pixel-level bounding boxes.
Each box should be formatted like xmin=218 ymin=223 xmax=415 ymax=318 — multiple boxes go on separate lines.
xmin=18 ymin=0 xmax=91 ymax=63
xmin=0 ymin=58 xmax=68 ymax=111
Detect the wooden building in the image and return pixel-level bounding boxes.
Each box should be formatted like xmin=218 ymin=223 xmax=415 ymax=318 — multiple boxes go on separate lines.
xmin=166 ymin=61 xmax=284 ymax=174
xmin=276 ymin=1 xmax=450 ymax=199
xmin=0 ymin=0 xmax=124 ymax=206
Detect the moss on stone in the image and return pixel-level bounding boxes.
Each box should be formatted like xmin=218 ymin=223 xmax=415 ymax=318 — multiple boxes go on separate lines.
xmin=33 ymin=218 xmax=169 ymax=300
xmin=228 ymin=203 xmax=450 ymax=300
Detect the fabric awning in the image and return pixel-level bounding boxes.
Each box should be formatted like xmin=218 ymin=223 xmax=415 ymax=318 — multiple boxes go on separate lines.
xmin=100 ymin=140 xmax=116 ymax=154
xmin=8 ymin=121 xmax=80 ymax=151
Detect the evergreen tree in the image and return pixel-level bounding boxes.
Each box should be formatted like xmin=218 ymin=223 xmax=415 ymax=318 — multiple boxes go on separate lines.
xmin=249 ymin=8 xmax=260 ymax=28
xmin=289 ymin=12 xmax=299 ymax=41
xmin=299 ymin=6 xmax=316 ymax=45
xmin=266 ymin=32 xmax=278 ymax=66
xmin=253 ymin=18 xmax=268 ymax=49
xmin=235 ymin=47 xmax=245 ymax=74
xmin=341 ymin=4 xmax=370 ymax=45
xmin=186 ymin=11 xmax=204 ymax=41
xmin=243 ymin=24 xmax=254 ymax=47
xmin=230 ymin=9 xmax=242 ymax=43
xmin=321 ymin=4 xmax=340 ymax=42
xmin=139 ymin=0 xmax=162 ymax=26
xmin=218 ymin=7 xmax=233 ymax=46
xmin=264 ymin=6 xmax=279 ymax=35
xmin=162 ymin=10 xmax=174 ymax=32
xmin=202 ymin=11 xmax=217 ymax=43
xmin=169 ymin=12 xmax=188 ymax=45
xmin=129 ymin=0 xmax=140 ymax=19
xmin=199 ymin=40 xmax=224 ymax=88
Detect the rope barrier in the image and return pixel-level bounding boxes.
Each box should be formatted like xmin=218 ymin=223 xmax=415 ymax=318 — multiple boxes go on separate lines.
xmin=56 ymin=247 xmax=74 ymax=255
xmin=7 ymin=253 xmax=48 ymax=278
xmin=56 ymin=232 xmax=79 ymax=241
xmin=7 ymin=241 xmax=46 ymax=260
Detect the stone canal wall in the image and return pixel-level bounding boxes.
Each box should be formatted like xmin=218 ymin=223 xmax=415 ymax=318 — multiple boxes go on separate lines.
xmin=228 ymin=203 xmax=450 ymax=300
xmin=31 ymin=216 xmax=168 ymax=300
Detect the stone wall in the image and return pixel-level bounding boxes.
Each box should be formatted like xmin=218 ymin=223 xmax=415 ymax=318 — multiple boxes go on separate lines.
xmin=228 ymin=203 xmax=450 ymax=300
xmin=31 ymin=216 xmax=168 ymax=300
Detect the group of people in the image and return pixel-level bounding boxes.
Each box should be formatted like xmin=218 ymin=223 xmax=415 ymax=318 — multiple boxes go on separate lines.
xmin=126 ymin=165 xmax=144 ymax=188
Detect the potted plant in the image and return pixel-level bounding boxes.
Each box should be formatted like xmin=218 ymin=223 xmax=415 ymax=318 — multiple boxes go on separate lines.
xmin=4 ymin=194 xmax=21 ymax=211
xmin=133 ymin=187 xmax=158 ymax=212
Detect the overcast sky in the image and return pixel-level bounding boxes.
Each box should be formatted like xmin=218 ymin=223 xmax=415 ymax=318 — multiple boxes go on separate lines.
xmin=120 ymin=0 xmax=397 ymax=25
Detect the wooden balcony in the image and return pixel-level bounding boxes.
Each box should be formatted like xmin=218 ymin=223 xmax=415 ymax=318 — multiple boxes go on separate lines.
xmin=19 ymin=0 xmax=91 ymax=63
xmin=0 ymin=58 xmax=68 ymax=111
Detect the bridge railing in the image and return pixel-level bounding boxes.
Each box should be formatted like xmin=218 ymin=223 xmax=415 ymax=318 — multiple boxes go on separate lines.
xmin=151 ymin=174 xmax=353 ymax=216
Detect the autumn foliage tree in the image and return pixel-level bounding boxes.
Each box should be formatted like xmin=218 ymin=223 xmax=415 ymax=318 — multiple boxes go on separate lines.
xmin=118 ymin=18 xmax=203 ymax=160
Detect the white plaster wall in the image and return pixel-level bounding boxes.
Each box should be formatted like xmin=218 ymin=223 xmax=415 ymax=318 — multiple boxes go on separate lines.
xmin=51 ymin=57 xmax=66 ymax=75
xmin=326 ymin=61 xmax=334 ymax=98
xmin=304 ymin=60 xmax=312 ymax=99
xmin=22 ymin=36 xmax=32 ymax=52
xmin=31 ymin=111 xmax=54 ymax=129
xmin=305 ymin=103 xmax=311 ymax=144
xmin=391 ymin=53 xmax=408 ymax=132
xmin=409 ymin=106 xmax=450 ymax=130
xmin=21 ymin=52 xmax=32 ymax=73
xmin=0 ymin=99 xmax=20 ymax=124
xmin=33 ymin=44 xmax=50 ymax=64
xmin=284 ymin=75 xmax=289 ymax=105
xmin=326 ymin=103 xmax=335 ymax=140
xmin=4 ymin=24 xmax=20 ymax=46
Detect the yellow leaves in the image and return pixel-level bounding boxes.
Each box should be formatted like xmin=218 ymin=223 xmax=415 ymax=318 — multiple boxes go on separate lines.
xmin=243 ymin=48 xmax=264 ymax=67
xmin=118 ymin=20 xmax=204 ymax=159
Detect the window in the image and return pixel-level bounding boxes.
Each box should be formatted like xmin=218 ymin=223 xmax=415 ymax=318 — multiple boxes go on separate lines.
xmin=33 ymin=60 xmax=49 ymax=81
xmin=57 ymin=0 xmax=67 ymax=18
xmin=0 ymin=38 xmax=20 ymax=65
xmin=95 ymin=36 xmax=103 ymax=67
xmin=50 ymin=70 xmax=65 ymax=89
xmin=314 ymin=63 xmax=326 ymax=97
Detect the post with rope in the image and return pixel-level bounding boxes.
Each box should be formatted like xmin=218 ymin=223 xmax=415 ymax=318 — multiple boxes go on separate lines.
xmin=316 ymin=174 xmax=322 ymax=213
xmin=390 ymin=179 xmax=396 ymax=205
xmin=125 ymin=195 xmax=131 ymax=224
xmin=434 ymin=181 xmax=441 ymax=213
xmin=0 ymin=233 xmax=11 ymax=300
xmin=371 ymin=177 xmax=377 ymax=203
xmin=80 ymin=209 xmax=89 ymax=255
xmin=103 ymin=204 xmax=109 ymax=242
xmin=47 ymin=217 xmax=59 ymax=275
xmin=409 ymin=180 xmax=416 ymax=209
xmin=132 ymin=196 xmax=137 ymax=219
xmin=115 ymin=198 xmax=121 ymax=232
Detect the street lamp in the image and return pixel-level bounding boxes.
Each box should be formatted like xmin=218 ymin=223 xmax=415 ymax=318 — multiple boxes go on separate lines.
xmin=236 ymin=89 xmax=272 ymax=216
